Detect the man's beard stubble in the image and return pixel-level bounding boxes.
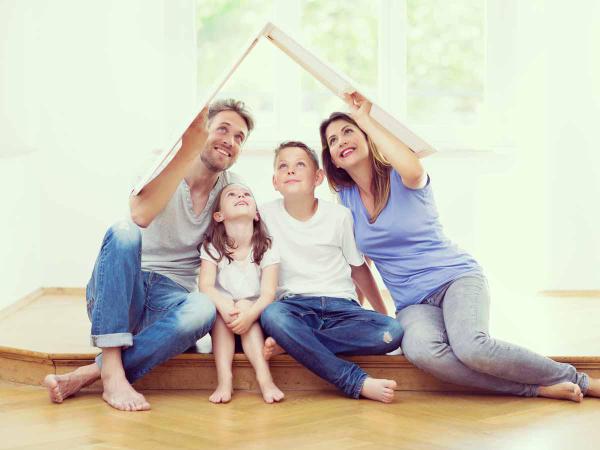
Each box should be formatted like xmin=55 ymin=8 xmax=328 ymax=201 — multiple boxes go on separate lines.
xmin=200 ymin=148 xmax=233 ymax=173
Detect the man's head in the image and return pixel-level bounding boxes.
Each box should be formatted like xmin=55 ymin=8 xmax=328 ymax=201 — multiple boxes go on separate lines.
xmin=201 ymin=99 xmax=255 ymax=172
xmin=272 ymin=141 xmax=324 ymax=199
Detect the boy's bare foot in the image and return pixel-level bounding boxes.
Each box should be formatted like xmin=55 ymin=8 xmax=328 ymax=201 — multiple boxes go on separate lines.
xmin=585 ymin=378 xmax=600 ymax=397
xmin=360 ymin=377 xmax=397 ymax=403
xmin=101 ymin=374 xmax=150 ymax=411
xmin=43 ymin=364 xmax=100 ymax=403
xmin=258 ymin=377 xmax=285 ymax=404
xmin=538 ymin=382 xmax=583 ymax=402
xmin=263 ymin=337 xmax=285 ymax=361
xmin=209 ymin=382 xmax=233 ymax=404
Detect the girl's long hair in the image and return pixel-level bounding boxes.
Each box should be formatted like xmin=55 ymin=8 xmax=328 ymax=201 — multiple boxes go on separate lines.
xmin=319 ymin=112 xmax=391 ymax=223
xmin=199 ymin=184 xmax=272 ymax=264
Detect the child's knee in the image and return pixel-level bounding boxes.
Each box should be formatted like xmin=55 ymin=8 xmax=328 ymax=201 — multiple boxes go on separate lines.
xmin=387 ymin=319 xmax=404 ymax=346
xmin=377 ymin=319 xmax=403 ymax=351
xmin=260 ymin=302 xmax=285 ymax=329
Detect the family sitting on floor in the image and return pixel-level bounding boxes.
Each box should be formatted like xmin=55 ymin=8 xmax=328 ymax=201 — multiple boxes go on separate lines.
xmin=44 ymin=96 xmax=600 ymax=411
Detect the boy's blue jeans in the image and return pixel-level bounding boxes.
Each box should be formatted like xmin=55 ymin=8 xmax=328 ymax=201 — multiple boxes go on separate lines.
xmin=260 ymin=296 xmax=403 ymax=398
xmin=85 ymin=221 xmax=216 ymax=383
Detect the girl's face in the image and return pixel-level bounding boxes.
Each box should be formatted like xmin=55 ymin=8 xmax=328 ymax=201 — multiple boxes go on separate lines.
xmin=325 ymin=119 xmax=369 ymax=170
xmin=214 ymin=184 xmax=258 ymax=223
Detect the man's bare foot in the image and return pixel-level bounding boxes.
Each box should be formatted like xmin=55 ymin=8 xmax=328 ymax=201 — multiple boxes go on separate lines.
xmin=538 ymin=382 xmax=583 ymax=402
xmin=257 ymin=377 xmax=285 ymax=404
xmin=209 ymin=382 xmax=233 ymax=404
xmin=263 ymin=337 xmax=285 ymax=361
xmin=43 ymin=364 xmax=100 ymax=403
xmin=585 ymin=378 xmax=600 ymax=397
xmin=101 ymin=374 xmax=150 ymax=411
xmin=360 ymin=377 xmax=397 ymax=403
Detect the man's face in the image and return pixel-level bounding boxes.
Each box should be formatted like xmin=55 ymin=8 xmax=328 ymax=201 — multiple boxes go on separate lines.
xmin=201 ymin=110 xmax=249 ymax=172
xmin=272 ymin=146 xmax=323 ymax=198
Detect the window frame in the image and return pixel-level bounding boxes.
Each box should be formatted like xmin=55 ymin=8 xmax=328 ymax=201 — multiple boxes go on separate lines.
xmin=197 ymin=0 xmax=517 ymax=154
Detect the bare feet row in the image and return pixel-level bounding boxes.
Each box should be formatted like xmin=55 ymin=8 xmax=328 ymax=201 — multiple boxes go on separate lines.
xmin=43 ymin=349 xmax=600 ymax=410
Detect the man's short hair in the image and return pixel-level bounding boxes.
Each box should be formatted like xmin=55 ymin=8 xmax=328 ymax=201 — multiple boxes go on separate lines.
xmin=273 ymin=141 xmax=320 ymax=169
xmin=208 ymin=99 xmax=255 ymax=135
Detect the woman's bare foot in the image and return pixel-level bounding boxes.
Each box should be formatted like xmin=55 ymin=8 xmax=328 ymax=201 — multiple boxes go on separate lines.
xmin=263 ymin=337 xmax=285 ymax=361
xmin=585 ymin=377 xmax=600 ymax=397
xmin=209 ymin=381 xmax=233 ymax=404
xmin=257 ymin=377 xmax=285 ymax=404
xmin=360 ymin=377 xmax=397 ymax=403
xmin=538 ymin=382 xmax=583 ymax=402
xmin=101 ymin=374 xmax=150 ymax=411
xmin=43 ymin=363 xmax=100 ymax=403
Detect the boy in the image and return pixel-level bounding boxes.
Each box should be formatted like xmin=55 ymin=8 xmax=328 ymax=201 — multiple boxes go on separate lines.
xmin=259 ymin=141 xmax=403 ymax=403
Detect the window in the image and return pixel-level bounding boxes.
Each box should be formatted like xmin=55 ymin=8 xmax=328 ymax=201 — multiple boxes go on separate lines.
xmin=196 ymin=0 xmax=513 ymax=152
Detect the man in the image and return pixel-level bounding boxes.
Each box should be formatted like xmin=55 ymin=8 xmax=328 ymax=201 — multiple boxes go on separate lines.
xmin=43 ymin=99 xmax=254 ymax=411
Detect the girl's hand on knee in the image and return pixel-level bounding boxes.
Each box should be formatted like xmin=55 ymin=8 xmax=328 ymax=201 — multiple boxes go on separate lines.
xmin=228 ymin=309 xmax=258 ymax=335
xmin=218 ymin=302 xmax=239 ymax=324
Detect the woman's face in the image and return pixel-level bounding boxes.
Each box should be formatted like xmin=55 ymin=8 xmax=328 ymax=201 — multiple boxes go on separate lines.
xmin=325 ymin=120 xmax=369 ymax=170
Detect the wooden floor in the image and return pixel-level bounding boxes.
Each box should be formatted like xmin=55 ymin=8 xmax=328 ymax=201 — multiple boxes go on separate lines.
xmin=3 ymin=379 xmax=600 ymax=450
xmin=1 ymin=288 xmax=600 ymax=449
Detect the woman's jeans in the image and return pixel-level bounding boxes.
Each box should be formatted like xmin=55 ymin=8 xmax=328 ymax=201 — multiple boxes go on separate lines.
xmin=261 ymin=296 xmax=403 ymax=398
xmin=396 ymin=275 xmax=589 ymax=396
xmin=85 ymin=221 xmax=216 ymax=383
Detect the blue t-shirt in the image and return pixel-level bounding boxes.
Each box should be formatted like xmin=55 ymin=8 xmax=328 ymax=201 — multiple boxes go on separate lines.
xmin=339 ymin=170 xmax=481 ymax=311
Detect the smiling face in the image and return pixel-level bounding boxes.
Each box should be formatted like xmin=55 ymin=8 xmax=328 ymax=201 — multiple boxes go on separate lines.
xmin=324 ymin=119 xmax=369 ymax=170
xmin=272 ymin=146 xmax=324 ymax=198
xmin=213 ymin=183 xmax=258 ymax=223
xmin=201 ymin=110 xmax=249 ymax=172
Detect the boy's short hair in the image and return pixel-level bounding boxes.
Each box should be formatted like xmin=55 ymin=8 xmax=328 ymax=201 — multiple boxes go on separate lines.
xmin=273 ymin=141 xmax=320 ymax=169
xmin=208 ymin=99 xmax=255 ymax=135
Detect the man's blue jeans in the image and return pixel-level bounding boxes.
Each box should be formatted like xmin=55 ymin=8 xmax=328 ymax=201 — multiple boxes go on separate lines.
xmin=85 ymin=220 xmax=216 ymax=382
xmin=260 ymin=296 xmax=403 ymax=398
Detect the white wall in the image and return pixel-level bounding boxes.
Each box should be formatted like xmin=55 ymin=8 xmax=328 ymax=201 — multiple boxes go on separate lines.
xmin=0 ymin=2 xmax=42 ymax=308
xmin=0 ymin=0 xmax=196 ymax=306
xmin=543 ymin=1 xmax=600 ymax=290
xmin=0 ymin=153 xmax=42 ymax=309
xmin=35 ymin=0 xmax=196 ymax=288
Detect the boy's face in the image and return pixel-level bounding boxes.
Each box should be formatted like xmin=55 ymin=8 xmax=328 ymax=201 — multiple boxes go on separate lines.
xmin=272 ymin=146 xmax=324 ymax=198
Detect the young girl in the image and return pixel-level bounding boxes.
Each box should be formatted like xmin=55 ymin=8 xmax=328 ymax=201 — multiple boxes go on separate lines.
xmin=198 ymin=183 xmax=284 ymax=404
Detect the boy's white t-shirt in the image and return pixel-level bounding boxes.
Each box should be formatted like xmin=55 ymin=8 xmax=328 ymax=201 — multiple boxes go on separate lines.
xmin=259 ymin=198 xmax=364 ymax=301
xmin=200 ymin=243 xmax=279 ymax=300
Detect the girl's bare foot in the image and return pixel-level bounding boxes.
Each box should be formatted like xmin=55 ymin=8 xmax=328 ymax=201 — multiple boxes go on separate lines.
xmin=263 ymin=337 xmax=285 ymax=361
xmin=101 ymin=374 xmax=150 ymax=411
xmin=43 ymin=364 xmax=100 ymax=403
xmin=209 ymin=381 xmax=233 ymax=404
xmin=538 ymin=382 xmax=583 ymax=402
xmin=258 ymin=377 xmax=285 ymax=404
xmin=360 ymin=377 xmax=397 ymax=403
xmin=585 ymin=377 xmax=600 ymax=398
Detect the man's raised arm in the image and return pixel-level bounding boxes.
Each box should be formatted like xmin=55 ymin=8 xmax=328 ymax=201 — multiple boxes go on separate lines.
xmin=129 ymin=108 xmax=208 ymax=228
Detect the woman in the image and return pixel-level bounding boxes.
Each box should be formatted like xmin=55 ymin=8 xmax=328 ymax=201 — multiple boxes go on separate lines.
xmin=318 ymin=92 xmax=599 ymax=401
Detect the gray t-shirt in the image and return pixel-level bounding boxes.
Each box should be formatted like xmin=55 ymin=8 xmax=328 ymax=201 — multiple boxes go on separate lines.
xmin=139 ymin=171 xmax=243 ymax=292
